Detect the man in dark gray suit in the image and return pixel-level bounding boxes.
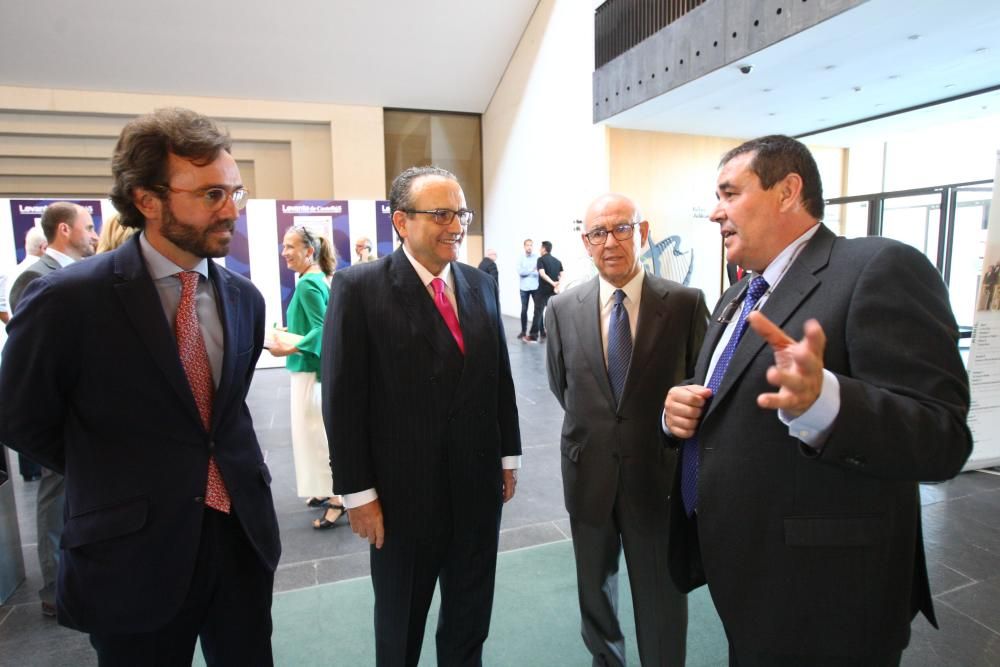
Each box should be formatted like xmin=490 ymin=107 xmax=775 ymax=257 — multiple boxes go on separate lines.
xmin=322 ymin=166 xmax=521 ymax=666
xmin=664 ymin=135 xmax=971 ymax=665
xmin=7 ymin=200 xmax=97 ymax=617
xmin=9 ymin=202 xmax=97 ymax=311
xmin=546 ymin=193 xmax=708 ymax=666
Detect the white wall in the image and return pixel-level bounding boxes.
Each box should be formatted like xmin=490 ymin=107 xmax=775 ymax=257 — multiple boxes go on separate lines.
xmin=482 ymin=0 xmax=609 ymax=318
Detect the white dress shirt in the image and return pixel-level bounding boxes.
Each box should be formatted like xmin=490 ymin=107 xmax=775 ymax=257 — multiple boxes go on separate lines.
xmin=598 ymin=269 xmax=644 ymax=368
xmin=664 ymin=224 xmax=840 ymax=449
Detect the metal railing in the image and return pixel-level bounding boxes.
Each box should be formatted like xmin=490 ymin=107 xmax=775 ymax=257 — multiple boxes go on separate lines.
xmin=595 ymin=0 xmax=706 ymax=68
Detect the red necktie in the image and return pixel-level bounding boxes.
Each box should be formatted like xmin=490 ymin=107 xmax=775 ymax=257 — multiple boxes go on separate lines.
xmin=431 ymin=278 xmax=464 ymax=355
xmin=176 ymin=271 xmax=231 ymax=514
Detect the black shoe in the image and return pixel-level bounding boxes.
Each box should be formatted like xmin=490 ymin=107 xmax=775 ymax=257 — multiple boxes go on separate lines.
xmin=525 ymin=335 xmax=538 ymax=342
xmin=305 ymin=497 xmax=331 ymax=508
xmin=539 ymin=333 xmax=547 ymax=340
xmin=516 ymin=333 xmax=525 ymax=340
xmin=41 ymin=601 xmax=56 ymax=617
xmin=313 ymin=504 xmax=345 ymax=530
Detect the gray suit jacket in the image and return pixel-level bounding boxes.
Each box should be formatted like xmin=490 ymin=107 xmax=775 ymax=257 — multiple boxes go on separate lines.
xmin=546 ymin=273 xmax=708 ymax=526
xmin=668 ymin=225 xmax=972 ymax=659
xmin=9 ymin=253 xmax=61 ymax=313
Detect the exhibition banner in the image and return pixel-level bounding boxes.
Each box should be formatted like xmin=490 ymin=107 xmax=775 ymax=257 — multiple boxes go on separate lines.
xmin=274 ymin=200 xmax=349 ymax=316
xmin=966 ymin=151 xmax=1000 ymax=470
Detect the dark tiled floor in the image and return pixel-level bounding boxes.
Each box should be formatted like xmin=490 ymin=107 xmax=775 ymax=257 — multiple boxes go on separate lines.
xmin=2 ymin=315 xmax=1000 ymax=665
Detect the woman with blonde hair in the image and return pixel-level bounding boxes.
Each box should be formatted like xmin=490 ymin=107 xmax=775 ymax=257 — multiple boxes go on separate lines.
xmin=269 ymin=226 xmax=344 ymax=529
xmin=96 ymin=214 xmax=136 ymax=253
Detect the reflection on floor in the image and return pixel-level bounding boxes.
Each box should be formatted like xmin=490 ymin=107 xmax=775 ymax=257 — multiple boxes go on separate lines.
xmin=1 ymin=315 xmax=999 ymax=666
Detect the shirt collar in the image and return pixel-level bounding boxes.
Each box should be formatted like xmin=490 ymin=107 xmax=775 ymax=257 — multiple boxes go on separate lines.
xmin=758 ymin=223 xmax=820 ymax=289
xmin=598 ymin=267 xmax=645 ymax=308
xmin=44 ymin=248 xmax=76 ymax=268
xmin=139 ymin=232 xmax=210 ymax=280
xmin=402 ymin=244 xmax=453 ymax=290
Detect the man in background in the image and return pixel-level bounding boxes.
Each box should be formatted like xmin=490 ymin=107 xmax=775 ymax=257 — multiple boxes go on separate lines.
xmin=517 ymin=238 xmax=538 ymax=340
xmin=478 ymin=247 xmax=499 ymax=287
xmin=1 ymin=225 xmax=48 ymax=482
xmin=355 ymin=236 xmax=377 ymax=263
xmin=0 ymin=108 xmax=280 ymax=663
xmin=547 ymin=194 xmax=707 ymax=665
xmin=6 ymin=201 xmax=97 ymax=617
xmin=664 ymin=135 xmax=971 ymax=665
xmin=323 ymin=166 xmax=521 ymax=665
xmin=527 ymin=240 xmax=563 ymax=341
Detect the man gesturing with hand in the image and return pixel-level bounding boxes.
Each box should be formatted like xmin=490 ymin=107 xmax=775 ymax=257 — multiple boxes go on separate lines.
xmin=663 ymin=135 xmax=971 ymax=666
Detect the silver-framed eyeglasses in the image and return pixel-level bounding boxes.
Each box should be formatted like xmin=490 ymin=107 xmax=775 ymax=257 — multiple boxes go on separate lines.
xmin=157 ymin=185 xmax=250 ymax=212
xmin=403 ymin=208 xmax=474 ymax=227
xmin=584 ymin=222 xmax=639 ymax=245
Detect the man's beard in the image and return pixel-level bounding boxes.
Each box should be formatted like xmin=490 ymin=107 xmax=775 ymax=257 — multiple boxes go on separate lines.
xmin=160 ymin=204 xmax=234 ymax=259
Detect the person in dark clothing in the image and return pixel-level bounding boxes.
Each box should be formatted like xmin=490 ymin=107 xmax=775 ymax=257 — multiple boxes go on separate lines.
xmin=527 ymin=241 xmax=563 ymax=341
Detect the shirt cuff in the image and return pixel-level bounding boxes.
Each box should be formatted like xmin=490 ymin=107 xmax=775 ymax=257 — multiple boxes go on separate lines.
xmin=661 ymin=408 xmax=672 ymax=437
xmin=502 ymin=455 xmax=521 ymax=470
xmin=342 ymin=488 xmax=378 ymax=509
xmin=779 ymin=369 xmax=840 ymax=450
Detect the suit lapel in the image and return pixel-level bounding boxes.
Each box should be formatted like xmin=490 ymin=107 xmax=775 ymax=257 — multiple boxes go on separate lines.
xmin=573 ymin=278 xmax=616 ymax=411
xmin=621 ymin=276 xmax=669 ymax=405
xmin=112 ymin=237 xmax=204 ymax=428
xmin=450 ymin=264 xmax=488 ymax=409
xmin=388 ymin=248 xmax=462 ymax=362
xmin=208 ymin=261 xmax=240 ymax=431
xmin=708 ymin=226 xmax=833 ymax=414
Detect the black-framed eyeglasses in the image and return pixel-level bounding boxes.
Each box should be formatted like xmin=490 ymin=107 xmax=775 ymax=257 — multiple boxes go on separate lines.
xmin=583 ymin=222 xmax=639 ymax=245
xmin=403 ymin=208 xmax=474 ymax=227
xmin=156 ymin=185 xmax=249 ymax=212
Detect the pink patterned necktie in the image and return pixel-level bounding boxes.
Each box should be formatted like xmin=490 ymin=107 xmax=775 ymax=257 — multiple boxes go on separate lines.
xmin=431 ymin=278 xmax=464 ymax=355
xmin=176 ymin=271 xmax=231 ymax=514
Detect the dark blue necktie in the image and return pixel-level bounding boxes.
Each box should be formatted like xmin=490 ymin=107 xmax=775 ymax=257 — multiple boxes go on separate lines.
xmin=607 ymin=289 xmax=631 ymax=405
xmin=680 ymin=275 xmax=769 ymax=516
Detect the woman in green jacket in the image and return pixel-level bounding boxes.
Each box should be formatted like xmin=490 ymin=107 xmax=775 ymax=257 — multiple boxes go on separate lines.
xmin=270 ymin=225 xmax=343 ymax=529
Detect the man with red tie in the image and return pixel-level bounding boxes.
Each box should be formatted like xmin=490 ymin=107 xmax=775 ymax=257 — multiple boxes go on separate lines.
xmin=322 ymin=166 xmax=522 ymax=666
xmin=0 ymin=108 xmax=280 ymax=665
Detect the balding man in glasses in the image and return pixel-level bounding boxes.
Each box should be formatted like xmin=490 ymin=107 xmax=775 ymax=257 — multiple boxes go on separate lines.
xmin=0 ymin=108 xmax=280 ymax=665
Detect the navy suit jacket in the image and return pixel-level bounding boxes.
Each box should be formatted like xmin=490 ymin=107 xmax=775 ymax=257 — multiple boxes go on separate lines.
xmin=667 ymin=225 xmax=971 ymax=658
xmin=0 ymin=235 xmax=280 ymax=633
xmin=322 ymin=248 xmax=521 ymax=538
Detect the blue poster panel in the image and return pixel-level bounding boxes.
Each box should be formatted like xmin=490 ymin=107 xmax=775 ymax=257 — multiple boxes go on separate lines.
xmin=9 ymin=199 xmax=104 ymax=262
xmin=274 ymin=200 xmax=349 ymax=319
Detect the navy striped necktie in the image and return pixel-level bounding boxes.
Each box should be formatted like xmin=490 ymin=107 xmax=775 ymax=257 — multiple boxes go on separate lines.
xmin=680 ymin=275 xmax=769 ymax=516
xmin=607 ymin=289 xmax=631 ymax=405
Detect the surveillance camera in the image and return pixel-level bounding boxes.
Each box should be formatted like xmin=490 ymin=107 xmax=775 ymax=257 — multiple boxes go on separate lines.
xmin=738 ymin=64 xmax=753 ymax=74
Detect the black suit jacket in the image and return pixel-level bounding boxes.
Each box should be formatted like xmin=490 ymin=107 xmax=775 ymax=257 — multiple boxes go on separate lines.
xmin=546 ymin=274 xmax=707 ymax=526
xmin=0 ymin=235 xmax=280 ymax=633
xmin=477 ymin=256 xmax=499 ymax=286
xmin=322 ymin=248 xmax=521 ymax=538
xmin=8 ymin=252 xmax=61 ymax=313
xmin=668 ymin=225 xmax=972 ymax=658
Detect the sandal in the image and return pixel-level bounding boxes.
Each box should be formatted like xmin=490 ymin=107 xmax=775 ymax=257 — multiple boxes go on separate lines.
xmin=305 ymin=497 xmax=331 ymax=508
xmin=312 ymin=504 xmax=345 ymax=530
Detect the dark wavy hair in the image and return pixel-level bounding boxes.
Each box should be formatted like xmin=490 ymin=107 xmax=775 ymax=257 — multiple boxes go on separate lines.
xmin=719 ymin=135 xmax=824 ymax=220
xmin=110 ymin=108 xmax=232 ymax=229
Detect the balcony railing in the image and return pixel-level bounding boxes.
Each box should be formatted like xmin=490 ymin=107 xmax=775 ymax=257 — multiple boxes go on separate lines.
xmin=595 ymin=0 xmax=706 ymax=68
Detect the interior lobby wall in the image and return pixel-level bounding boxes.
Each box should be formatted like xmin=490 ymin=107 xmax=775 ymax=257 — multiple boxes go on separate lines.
xmin=608 ymin=128 xmax=846 ymax=301
xmin=482 ymin=0 xmax=609 ymax=319
xmin=0 ymin=86 xmax=386 ymax=201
